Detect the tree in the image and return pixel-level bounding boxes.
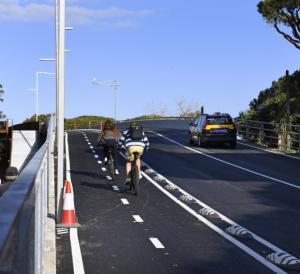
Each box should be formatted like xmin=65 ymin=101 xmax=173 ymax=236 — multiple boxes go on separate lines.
xmin=257 ymin=0 xmax=300 ymax=49
xmin=176 ymin=97 xmax=202 ymax=117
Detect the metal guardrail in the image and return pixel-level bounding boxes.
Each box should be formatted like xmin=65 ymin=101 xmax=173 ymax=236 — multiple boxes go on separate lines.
xmin=0 ymin=115 xmax=55 ymax=274
xmin=237 ymin=120 xmax=300 ymax=152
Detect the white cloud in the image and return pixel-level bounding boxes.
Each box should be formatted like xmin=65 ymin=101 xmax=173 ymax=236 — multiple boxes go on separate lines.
xmin=0 ymin=0 xmax=154 ymax=27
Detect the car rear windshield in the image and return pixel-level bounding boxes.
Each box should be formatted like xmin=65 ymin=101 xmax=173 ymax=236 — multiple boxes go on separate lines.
xmin=206 ymin=116 xmax=233 ymax=125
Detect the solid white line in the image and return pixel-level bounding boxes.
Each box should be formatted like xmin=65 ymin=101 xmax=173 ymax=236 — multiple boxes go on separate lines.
xmin=133 ymin=215 xmax=144 ymax=223
xmin=149 ymin=238 xmax=165 ymax=249
xmin=65 ymin=133 xmax=71 ymax=182
xmin=142 ymin=172 xmax=286 ymax=273
xmin=65 ymin=133 xmax=85 ymax=274
xmin=238 ymin=141 xmax=300 ymax=160
xmin=150 ymin=131 xmax=300 ymax=190
xmin=70 ymin=228 xmax=85 ymax=274
xmin=121 ymin=198 xmax=129 ymax=205
xmin=112 ymin=186 xmax=119 ymax=191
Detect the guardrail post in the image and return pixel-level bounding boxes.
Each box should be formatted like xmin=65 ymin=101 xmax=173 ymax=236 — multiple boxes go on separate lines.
xmin=278 ymin=123 xmax=285 ymax=151
xmin=245 ymin=121 xmax=250 ymax=141
xmin=286 ymin=123 xmax=291 ymax=151
xmin=259 ymin=123 xmax=264 ymax=144
xmin=298 ymin=127 xmax=300 ymax=153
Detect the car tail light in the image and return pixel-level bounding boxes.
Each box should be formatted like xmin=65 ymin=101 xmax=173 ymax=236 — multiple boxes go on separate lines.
xmin=203 ymin=119 xmax=208 ymax=130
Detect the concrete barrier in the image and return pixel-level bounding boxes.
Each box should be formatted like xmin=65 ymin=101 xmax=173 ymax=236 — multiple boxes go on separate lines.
xmin=10 ymin=130 xmax=39 ymax=172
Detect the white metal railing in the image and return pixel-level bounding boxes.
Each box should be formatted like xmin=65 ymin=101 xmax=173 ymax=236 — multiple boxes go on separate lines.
xmin=237 ymin=120 xmax=300 ymax=152
xmin=0 ymin=114 xmax=55 ymax=274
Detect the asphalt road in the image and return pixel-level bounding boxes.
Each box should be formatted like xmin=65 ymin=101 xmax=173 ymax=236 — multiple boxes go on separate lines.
xmin=57 ymin=129 xmax=300 ymax=274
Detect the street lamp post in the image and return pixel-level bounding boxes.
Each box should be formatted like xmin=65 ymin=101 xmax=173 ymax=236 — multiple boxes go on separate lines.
xmin=28 ymin=72 xmax=55 ymax=122
xmin=92 ymin=78 xmax=120 ymax=122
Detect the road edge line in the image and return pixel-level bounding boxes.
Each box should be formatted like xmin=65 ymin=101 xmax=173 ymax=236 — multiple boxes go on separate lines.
xmin=65 ymin=132 xmax=85 ymax=274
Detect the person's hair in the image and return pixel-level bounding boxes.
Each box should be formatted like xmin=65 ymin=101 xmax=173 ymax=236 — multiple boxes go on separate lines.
xmin=104 ymin=120 xmax=114 ymax=130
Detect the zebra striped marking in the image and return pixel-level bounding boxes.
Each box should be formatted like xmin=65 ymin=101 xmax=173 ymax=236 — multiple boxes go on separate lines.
xmin=57 ymin=228 xmax=69 ymax=235
xmin=145 ymin=168 xmax=155 ymax=174
xmin=179 ymin=194 xmax=196 ymax=204
xmin=198 ymin=207 xmax=220 ymax=219
xmin=267 ymin=252 xmax=300 ymax=270
xmin=164 ymin=184 xmax=178 ymax=191
xmin=225 ymin=225 xmax=253 ymax=239
xmin=153 ymin=175 xmax=164 ymax=182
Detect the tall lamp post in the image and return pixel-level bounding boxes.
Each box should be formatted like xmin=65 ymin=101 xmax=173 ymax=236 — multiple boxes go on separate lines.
xmin=28 ymin=71 xmax=55 ymax=122
xmin=92 ymin=78 xmax=120 ymax=122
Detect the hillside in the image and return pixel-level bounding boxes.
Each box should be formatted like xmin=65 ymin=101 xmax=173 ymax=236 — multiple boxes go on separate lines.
xmin=240 ymin=70 xmax=300 ymax=124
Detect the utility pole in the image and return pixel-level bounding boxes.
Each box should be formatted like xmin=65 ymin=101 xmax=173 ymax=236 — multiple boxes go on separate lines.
xmin=57 ymin=0 xmax=65 ymax=215
xmin=286 ymin=70 xmax=291 ymax=150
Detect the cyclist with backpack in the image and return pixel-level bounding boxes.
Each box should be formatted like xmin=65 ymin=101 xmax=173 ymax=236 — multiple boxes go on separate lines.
xmin=97 ymin=120 xmax=121 ymax=175
xmin=118 ymin=122 xmax=149 ymax=185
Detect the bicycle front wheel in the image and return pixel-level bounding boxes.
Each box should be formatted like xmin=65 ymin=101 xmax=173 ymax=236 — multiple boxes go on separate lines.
xmin=131 ymin=165 xmax=140 ymax=196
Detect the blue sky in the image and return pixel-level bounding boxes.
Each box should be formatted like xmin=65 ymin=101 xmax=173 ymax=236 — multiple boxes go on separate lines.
xmin=0 ymin=0 xmax=299 ymax=123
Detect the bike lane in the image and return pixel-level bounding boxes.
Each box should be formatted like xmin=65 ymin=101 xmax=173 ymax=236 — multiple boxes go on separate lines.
xmin=63 ymin=131 xmax=273 ymax=274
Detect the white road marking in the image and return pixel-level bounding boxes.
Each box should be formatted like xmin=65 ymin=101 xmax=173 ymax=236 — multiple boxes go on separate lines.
xmin=238 ymin=141 xmax=300 ymax=160
xmin=112 ymin=185 xmax=119 ymax=191
xmin=121 ymin=198 xmax=129 ymax=205
xmin=97 ymin=160 xmax=102 ymax=164
xmin=101 ymin=167 xmax=106 ymax=171
xmin=94 ymin=155 xmax=99 ymax=158
xmin=90 ymin=145 xmax=93 ymax=149
xmin=141 ymin=162 xmax=289 ymax=254
xmin=106 ymin=175 xmax=112 ymax=180
xmin=92 ymin=150 xmax=95 ymax=153
xmin=133 ymin=215 xmax=144 ymax=223
xmin=65 ymin=133 xmax=85 ymax=274
xmin=149 ymin=238 xmax=165 ymax=249
xmin=150 ymin=131 xmax=300 ymax=190
xmin=70 ymin=228 xmax=85 ymax=274
xmin=142 ymin=171 xmax=286 ymax=273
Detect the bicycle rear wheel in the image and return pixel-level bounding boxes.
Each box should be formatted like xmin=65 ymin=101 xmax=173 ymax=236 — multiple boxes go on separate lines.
xmin=108 ymin=154 xmax=115 ymax=181
xmin=130 ymin=165 xmax=140 ymax=195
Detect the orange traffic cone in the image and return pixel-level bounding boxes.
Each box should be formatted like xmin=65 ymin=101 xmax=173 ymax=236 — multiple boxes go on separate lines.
xmin=57 ymin=180 xmax=80 ymax=228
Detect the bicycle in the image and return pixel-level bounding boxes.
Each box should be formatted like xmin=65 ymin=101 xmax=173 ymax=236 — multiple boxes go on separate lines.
xmin=107 ymin=146 xmax=116 ymax=181
xmin=129 ymin=152 xmax=140 ymax=195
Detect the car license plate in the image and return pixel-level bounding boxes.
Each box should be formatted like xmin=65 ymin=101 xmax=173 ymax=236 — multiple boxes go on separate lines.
xmin=213 ymin=129 xmax=227 ymax=133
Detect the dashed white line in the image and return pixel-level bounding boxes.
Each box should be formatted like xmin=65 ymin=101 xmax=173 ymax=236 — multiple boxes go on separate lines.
xmin=150 ymin=131 xmax=300 ymax=190
xmin=112 ymin=185 xmax=119 ymax=191
xmin=97 ymin=160 xmax=102 ymax=164
xmin=121 ymin=198 xmax=129 ymax=205
xmin=101 ymin=167 xmax=106 ymax=171
xmin=94 ymin=155 xmax=99 ymax=158
xmin=133 ymin=215 xmax=144 ymax=223
xmin=149 ymin=237 xmax=165 ymax=249
xmin=90 ymin=146 xmax=93 ymax=149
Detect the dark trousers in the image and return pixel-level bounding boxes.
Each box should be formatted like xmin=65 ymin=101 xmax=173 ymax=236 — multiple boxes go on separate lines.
xmin=103 ymin=144 xmax=118 ymax=169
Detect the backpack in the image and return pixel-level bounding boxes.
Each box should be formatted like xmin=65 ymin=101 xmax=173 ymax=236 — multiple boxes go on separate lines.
xmin=129 ymin=125 xmax=144 ymax=140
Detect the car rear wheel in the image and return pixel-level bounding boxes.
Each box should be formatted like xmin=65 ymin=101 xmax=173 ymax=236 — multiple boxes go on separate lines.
xmin=188 ymin=133 xmax=194 ymax=145
xmin=197 ymin=135 xmax=202 ymax=147
xmin=230 ymin=140 xmax=237 ymax=148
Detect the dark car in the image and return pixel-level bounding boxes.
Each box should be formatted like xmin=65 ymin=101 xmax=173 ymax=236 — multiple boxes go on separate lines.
xmin=188 ymin=113 xmax=237 ymax=148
